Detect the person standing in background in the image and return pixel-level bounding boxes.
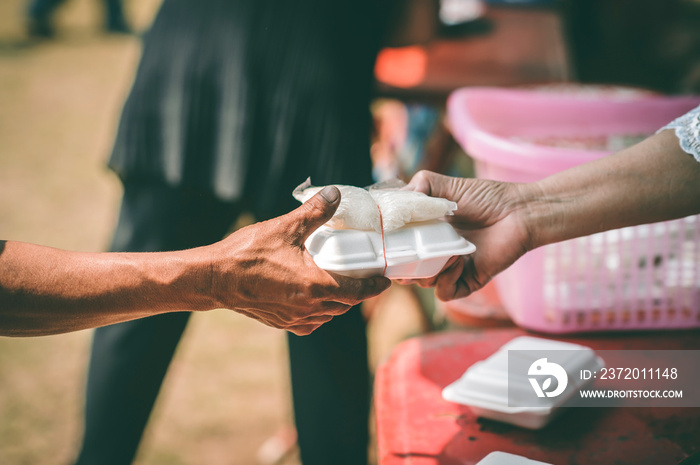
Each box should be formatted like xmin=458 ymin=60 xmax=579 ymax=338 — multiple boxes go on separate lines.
xmin=27 ymin=0 xmax=131 ymax=38
xmin=72 ymin=1 xmax=394 ymax=465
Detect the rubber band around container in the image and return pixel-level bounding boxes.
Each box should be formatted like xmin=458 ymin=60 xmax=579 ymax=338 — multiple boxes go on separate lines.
xmin=377 ymin=205 xmax=388 ymax=276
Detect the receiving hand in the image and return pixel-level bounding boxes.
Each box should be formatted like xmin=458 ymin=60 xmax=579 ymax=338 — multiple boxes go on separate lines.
xmin=207 ymin=186 xmax=391 ymax=335
xmin=402 ymin=170 xmax=532 ymax=301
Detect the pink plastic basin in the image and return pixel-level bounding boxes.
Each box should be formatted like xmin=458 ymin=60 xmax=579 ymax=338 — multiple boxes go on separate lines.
xmin=447 ymin=87 xmax=700 ymax=333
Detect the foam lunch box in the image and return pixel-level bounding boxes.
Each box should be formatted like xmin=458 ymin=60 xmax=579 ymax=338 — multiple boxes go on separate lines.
xmin=442 ymin=336 xmax=604 ymax=429
xmin=305 ymin=219 xmax=476 ymax=279
xmin=477 ymin=452 xmax=553 ymax=465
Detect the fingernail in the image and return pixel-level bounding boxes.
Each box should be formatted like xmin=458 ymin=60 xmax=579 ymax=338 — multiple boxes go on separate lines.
xmin=319 ymin=186 xmax=339 ymax=203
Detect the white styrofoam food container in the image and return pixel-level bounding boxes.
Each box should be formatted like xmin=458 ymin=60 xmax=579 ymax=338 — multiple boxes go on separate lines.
xmin=477 ymin=452 xmax=553 ymax=465
xmin=442 ymin=336 xmax=604 ymax=429
xmin=305 ymin=219 xmax=476 ymax=279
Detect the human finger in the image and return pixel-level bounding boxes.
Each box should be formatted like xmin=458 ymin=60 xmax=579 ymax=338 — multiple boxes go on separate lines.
xmin=283 ymin=185 xmax=341 ymax=246
xmin=287 ymin=323 xmax=324 ymax=336
xmin=404 ymin=170 xmax=456 ymax=199
xmin=235 ymin=306 xmax=334 ymax=330
xmin=433 ymin=256 xmax=466 ymax=301
xmin=323 ymin=274 xmax=391 ymax=305
xmin=290 ymin=313 xmax=335 ymax=326
xmin=234 ymin=308 xmax=285 ymax=330
xmin=317 ymin=300 xmax=353 ymax=316
xmin=403 ymin=170 xmax=436 ymax=195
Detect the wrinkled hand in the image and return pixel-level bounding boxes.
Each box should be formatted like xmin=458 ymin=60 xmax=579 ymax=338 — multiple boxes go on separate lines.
xmin=207 ymin=186 xmax=391 ymax=335
xmin=402 ymin=170 xmax=532 ymax=301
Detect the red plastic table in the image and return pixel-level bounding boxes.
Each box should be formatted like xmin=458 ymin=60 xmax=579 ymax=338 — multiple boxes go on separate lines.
xmin=374 ymin=328 xmax=700 ymax=465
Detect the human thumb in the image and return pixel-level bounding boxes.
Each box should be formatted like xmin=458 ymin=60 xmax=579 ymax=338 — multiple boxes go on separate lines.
xmin=287 ymin=186 xmax=341 ymax=245
xmin=404 ymin=170 xmax=438 ymax=196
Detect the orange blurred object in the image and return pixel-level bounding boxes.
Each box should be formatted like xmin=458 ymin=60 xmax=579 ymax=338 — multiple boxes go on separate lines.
xmin=374 ymin=46 xmax=428 ymax=89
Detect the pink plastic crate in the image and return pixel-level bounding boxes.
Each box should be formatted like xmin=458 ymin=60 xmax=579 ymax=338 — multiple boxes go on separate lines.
xmin=447 ymin=87 xmax=700 ymax=333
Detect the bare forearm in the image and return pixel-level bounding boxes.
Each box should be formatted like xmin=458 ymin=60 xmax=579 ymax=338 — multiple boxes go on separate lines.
xmin=0 ymin=241 xmax=216 ymax=336
xmin=523 ymin=130 xmax=700 ymax=250
xmin=0 ymin=187 xmax=391 ymax=337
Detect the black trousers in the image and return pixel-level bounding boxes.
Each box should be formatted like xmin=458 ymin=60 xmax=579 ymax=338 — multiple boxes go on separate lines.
xmin=74 ymin=182 xmax=370 ymax=465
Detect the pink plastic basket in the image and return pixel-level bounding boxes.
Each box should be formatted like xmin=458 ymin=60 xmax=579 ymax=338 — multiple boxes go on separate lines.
xmin=447 ymin=87 xmax=700 ymax=333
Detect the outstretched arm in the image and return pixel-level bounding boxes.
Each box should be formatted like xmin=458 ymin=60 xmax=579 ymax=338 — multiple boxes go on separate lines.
xmin=0 ymin=239 xmax=214 ymax=336
xmin=0 ymin=187 xmax=390 ymax=337
xmin=405 ymin=129 xmax=700 ymax=301
xmin=524 ymin=129 xmax=700 ymax=249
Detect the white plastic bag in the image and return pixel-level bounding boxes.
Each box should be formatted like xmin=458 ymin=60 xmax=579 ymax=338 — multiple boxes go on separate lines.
xmin=292 ymin=178 xmax=457 ymax=232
